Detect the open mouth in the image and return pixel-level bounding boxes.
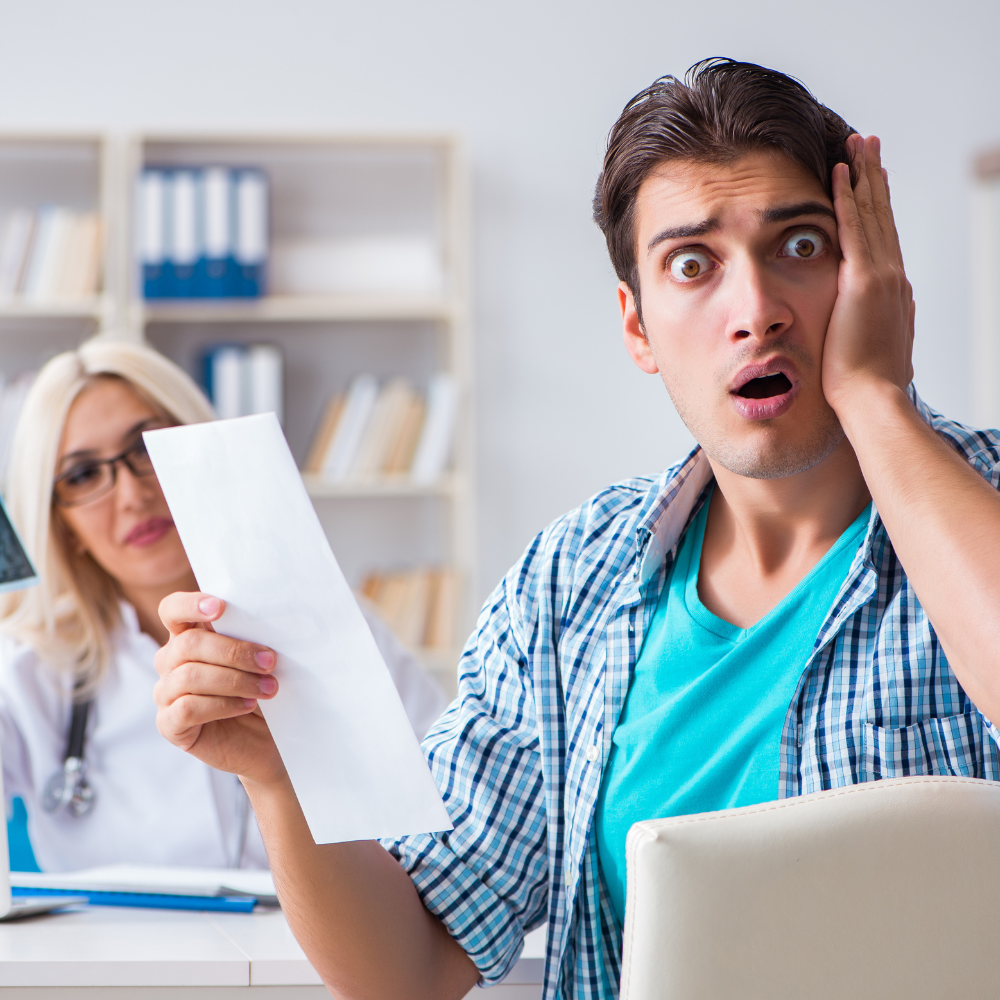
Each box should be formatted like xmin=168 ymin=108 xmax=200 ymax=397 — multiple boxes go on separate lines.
xmin=729 ymin=361 xmax=798 ymax=421
xmin=736 ymin=373 xmax=793 ymax=399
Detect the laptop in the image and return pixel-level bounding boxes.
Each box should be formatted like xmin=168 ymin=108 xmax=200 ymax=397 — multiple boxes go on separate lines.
xmin=0 ymin=495 xmax=85 ymax=919
xmin=0 ymin=746 xmax=86 ymax=918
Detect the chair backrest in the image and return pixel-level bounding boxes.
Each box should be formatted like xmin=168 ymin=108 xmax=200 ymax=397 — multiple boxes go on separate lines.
xmin=620 ymin=776 xmax=1000 ymax=1000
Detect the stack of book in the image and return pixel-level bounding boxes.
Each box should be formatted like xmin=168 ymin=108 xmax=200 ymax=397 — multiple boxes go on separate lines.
xmin=201 ymin=344 xmax=283 ymax=423
xmin=138 ymin=167 xmax=268 ymax=299
xmin=0 ymin=208 xmax=101 ymax=302
xmin=304 ymin=373 xmax=457 ymax=484
xmin=360 ymin=567 xmax=456 ymax=651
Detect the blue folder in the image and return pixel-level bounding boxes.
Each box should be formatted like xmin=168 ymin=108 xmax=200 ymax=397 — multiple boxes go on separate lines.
xmin=12 ymin=885 xmax=256 ymax=913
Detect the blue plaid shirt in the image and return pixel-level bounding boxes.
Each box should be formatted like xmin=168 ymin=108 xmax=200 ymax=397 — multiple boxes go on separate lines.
xmin=384 ymin=389 xmax=1000 ymax=1000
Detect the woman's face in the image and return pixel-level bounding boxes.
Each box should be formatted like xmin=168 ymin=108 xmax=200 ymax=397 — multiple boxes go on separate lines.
xmin=55 ymin=377 xmax=192 ymax=596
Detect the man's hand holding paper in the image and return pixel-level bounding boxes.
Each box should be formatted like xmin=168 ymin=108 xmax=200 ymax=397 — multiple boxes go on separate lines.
xmin=145 ymin=414 xmax=451 ymax=845
xmin=146 ymin=414 xmax=476 ymax=1000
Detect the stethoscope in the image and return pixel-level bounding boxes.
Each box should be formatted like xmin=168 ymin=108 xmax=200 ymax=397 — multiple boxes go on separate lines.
xmin=41 ymin=696 xmax=251 ymax=867
xmin=42 ymin=698 xmax=95 ymax=818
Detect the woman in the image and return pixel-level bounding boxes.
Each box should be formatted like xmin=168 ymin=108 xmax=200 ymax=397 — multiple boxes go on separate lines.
xmin=0 ymin=338 xmax=445 ymax=872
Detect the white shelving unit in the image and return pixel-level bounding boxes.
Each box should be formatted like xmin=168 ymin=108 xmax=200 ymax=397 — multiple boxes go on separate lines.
xmin=0 ymin=131 xmax=474 ymax=697
xmin=0 ymin=133 xmax=119 ymax=370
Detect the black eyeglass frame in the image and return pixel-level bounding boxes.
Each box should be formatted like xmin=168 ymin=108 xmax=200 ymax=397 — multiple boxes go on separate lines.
xmin=52 ymin=438 xmax=159 ymax=509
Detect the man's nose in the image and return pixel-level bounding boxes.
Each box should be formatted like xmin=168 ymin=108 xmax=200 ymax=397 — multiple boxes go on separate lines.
xmin=724 ymin=258 xmax=792 ymax=344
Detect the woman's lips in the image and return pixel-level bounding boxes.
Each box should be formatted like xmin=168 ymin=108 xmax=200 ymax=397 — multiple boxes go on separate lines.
xmin=124 ymin=517 xmax=174 ymax=547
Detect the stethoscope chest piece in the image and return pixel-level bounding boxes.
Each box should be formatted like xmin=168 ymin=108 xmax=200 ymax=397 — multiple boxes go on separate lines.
xmin=43 ymin=698 xmax=96 ymax=818
xmin=42 ymin=756 xmax=95 ymax=817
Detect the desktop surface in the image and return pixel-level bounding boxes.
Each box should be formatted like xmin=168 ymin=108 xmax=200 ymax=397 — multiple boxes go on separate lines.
xmin=0 ymin=905 xmax=544 ymax=998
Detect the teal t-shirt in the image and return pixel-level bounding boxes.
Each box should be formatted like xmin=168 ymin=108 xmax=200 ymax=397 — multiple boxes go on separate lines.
xmin=595 ymin=489 xmax=870 ymax=925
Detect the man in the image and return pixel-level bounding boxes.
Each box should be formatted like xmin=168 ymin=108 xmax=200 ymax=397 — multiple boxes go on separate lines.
xmin=152 ymin=59 xmax=1000 ymax=1000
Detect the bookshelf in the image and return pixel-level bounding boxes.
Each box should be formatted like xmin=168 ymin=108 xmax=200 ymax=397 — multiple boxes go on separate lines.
xmin=0 ymin=134 xmax=117 ymax=371
xmin=0 ymin=131 xmax=473 ymax=698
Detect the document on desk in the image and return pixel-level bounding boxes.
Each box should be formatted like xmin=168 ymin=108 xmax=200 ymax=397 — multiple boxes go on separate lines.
xmin=145 ymin=414 xmax=452 ymax=844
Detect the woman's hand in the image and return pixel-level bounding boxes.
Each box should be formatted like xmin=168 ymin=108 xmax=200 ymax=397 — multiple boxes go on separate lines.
xmin=154 ymin=592 xmax=287 ymax=788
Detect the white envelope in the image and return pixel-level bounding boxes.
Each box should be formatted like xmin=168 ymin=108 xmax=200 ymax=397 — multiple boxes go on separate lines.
xmin=145 ymin=414 xmax=452 ymax=844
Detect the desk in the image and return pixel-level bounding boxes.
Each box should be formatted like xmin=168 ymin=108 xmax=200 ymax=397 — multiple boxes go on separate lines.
xmin=0 ymin=906 xmax=545 ymax=998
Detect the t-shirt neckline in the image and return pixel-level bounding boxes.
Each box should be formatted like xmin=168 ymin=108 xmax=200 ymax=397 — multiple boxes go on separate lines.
xmin=681 ymin=488 xmax=872 ymax=643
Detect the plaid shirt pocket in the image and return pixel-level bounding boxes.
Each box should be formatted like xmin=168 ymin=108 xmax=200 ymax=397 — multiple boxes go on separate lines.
xmin=860 ymin=714 xmax=985 ymax=781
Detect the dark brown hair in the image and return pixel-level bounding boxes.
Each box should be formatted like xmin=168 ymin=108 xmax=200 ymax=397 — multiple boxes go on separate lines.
xmin=593 ymin=58 xmax=856 ymax=325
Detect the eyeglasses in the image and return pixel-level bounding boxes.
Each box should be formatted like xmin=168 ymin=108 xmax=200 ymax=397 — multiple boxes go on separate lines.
xmin=53 ymin=437 xmax=159 ymax=508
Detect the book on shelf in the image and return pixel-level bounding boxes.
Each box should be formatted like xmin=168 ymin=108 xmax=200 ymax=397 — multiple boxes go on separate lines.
xmin=411 ymin=373 xmax=458 ymax=485
xmin=139 ymin=166 xmax=268 ymax=300
xmin=234 ymin=169 xmax=268 ymax=297
xmin=61 ymin=213 xmax=102 ymax=299
xmin=137 ymin=171 xmax=165 ymax=298
xmin=317 ymin=374 xmax=379 ymax=480
xmin=168 ymin=170 xmax=197 ymax=298
xmin=0 ymin=207 xmax=101 ymax=303
xmin=423 ymin=568 xmax=456 ymax=652
xmin=23 ymin=207 xmax=71 ymax=301
xmin=201 ymin=343 xmax=283 ymax=423
xmin=305 ymin=373 xmax=456 ymax=483
xmin=384 ymin=392 xmax=425 ymax=475
xmin=360 ymin=567 xmax=457 ymax=652
xmin=303 ymin=395 xmax=346 ymax=474
xmin=197 ymin=167 xmax=238 ymax=297
xmin=351 ymin=378 xmax=416 ymax=478
xmin=0 ymin=210 xmax=34 ymax=298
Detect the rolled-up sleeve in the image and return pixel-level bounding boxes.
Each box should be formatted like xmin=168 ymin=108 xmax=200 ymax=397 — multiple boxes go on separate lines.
xmin=381 ymin=574 xmax=549 ymax=986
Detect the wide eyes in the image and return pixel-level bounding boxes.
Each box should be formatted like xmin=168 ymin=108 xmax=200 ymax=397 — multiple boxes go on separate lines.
xmin=780 ymin=229 xmax=827 ymax=259
xmin=665 ymin=228 xmax=828 ymax=284
xmin=668 ymin=250 xmax=714 ymax=282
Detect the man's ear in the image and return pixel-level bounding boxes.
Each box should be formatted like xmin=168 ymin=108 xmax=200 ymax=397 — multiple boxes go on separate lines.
xmin=619 ymin=282 xmax=659 ymax=375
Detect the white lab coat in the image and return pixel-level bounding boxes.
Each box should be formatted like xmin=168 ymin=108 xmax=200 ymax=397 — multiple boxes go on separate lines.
xmin=0 ymin=601 xmax=447 ymax=873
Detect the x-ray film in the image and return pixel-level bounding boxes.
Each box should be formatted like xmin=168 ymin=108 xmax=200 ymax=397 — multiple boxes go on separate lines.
xmin=0 ymin=495 xmax=37 ymax=593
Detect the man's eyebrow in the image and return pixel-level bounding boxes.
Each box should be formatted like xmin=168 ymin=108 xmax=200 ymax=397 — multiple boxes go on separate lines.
xmin=646 ymin=218 xmax=718 ymax=254
xmin=759 ymin=201 xmax=836 ymax=225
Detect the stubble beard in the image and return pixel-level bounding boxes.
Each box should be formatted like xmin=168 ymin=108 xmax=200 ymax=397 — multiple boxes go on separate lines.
xmin=694 ymin=405 xmax=845 ymax=479
xmin=661 ymin=343 xmax=846 ymax=480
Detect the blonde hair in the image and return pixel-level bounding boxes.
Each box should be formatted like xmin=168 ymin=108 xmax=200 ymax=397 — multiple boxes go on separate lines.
xmin=0 ymin=337 xmax=215 ymax=693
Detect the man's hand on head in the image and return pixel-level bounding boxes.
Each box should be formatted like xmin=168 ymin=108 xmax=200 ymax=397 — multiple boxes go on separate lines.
xmin=816 ymin=135 xmax=1000 ymax=726
xmin=822 ymin=134 xmax=916 ymax=415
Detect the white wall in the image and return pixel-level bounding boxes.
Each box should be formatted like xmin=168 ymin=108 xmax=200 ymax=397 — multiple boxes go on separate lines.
xmin=2 ymin=0 xmax=997 ymax=600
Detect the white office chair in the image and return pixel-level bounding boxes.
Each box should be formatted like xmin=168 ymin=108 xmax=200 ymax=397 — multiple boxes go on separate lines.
xmin=620 ymin=776 xmax=1000 ymax=999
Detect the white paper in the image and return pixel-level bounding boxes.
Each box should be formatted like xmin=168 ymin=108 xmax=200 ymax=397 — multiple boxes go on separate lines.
xmin=145 ymin=414 xmax=451 ymax=844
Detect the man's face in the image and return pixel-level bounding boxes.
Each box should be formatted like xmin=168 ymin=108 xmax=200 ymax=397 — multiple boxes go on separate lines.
xmin=621 ymin=150 xmax=844 ymax=479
